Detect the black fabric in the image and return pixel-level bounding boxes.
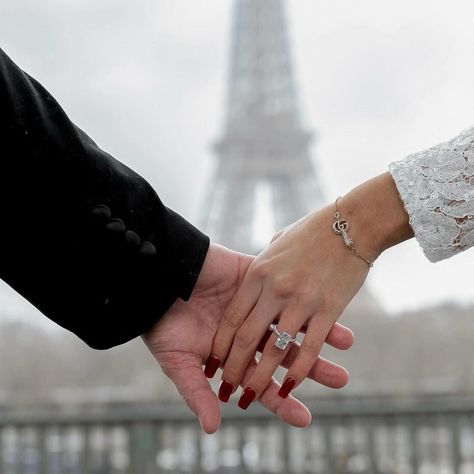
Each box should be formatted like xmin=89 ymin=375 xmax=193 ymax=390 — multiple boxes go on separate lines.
xmin=0 ymin=49 xmax=210 ymax=349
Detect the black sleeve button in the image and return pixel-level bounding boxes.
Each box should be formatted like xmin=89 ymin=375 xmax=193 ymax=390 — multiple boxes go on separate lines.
xmin=106 ymin=218 xmax=126 ymax=233
xmin=92 ymin=205 xmax=111 ymax=222
xmin=124 ymin=230 xmax=141 ymax=247
xmin=139 ymin=241 xmax=157 ymax=256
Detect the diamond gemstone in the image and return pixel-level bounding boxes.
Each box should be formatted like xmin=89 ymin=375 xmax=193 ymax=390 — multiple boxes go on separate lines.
xmin=274 ymin=333 xmax=292 ymax=350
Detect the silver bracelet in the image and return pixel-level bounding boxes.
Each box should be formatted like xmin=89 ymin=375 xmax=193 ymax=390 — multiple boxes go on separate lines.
xmin=332 ymin=197 xmax=374 ymax=268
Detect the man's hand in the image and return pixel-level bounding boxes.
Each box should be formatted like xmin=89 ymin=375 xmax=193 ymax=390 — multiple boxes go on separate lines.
xmin=142 ymin=244 xmax=353 ymax=434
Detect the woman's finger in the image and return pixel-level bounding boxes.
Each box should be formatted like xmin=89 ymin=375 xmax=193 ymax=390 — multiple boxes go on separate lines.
xmin=241 ymin=356 xmax=312 ymax=428
xmin=236 ymin=308 xmax=309 ymax=409
xmin=217 ymin=290 xmax=281 ymax=402
xmin=220 ymin=324 xmax=350 ymax=402
xmin=203 ymin=275 xmax=262 ymax=378
xmin=218 ymin=318 xmax=353 ymax=403
xmin=278 ymin=313 xmax=339 ymax=399
xmin=221 ymin=344 xmax=349 ymax=407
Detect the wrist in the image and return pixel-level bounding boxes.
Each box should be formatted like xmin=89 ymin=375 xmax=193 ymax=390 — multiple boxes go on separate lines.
xmin=337 ymin=172 xmax=413 ymax=262
xmin=193 ymin=243 xmax=253 ymax=297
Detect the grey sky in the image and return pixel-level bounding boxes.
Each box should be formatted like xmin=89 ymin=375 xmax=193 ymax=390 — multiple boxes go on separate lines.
xmin=1 ymin=0 xmax=474 ymax=325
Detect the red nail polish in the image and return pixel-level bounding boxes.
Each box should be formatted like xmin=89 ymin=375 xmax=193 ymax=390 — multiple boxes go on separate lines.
xmin=218 ymin=380 xmax=234 ymax=403
xmin=204 ymin=356 xmax=221 ymax=378
xmin=279 ymin=378 xmax=296 ymax=398
xmin=238 ymin=387 xmax=256 ymax=410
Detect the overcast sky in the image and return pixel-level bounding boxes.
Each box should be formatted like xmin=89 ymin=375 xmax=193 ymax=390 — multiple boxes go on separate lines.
xmin=1 ymin=0 xmax=474 ymax=326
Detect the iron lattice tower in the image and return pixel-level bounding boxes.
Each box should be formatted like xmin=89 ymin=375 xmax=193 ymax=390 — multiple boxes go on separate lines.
xmin=200 ymin=0 xmax=384 ymax=387
xmin=202 ymin=0 xmax=324 ymax=253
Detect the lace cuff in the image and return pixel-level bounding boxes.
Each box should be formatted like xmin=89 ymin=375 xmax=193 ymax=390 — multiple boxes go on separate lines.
xmin=389 ymin=126 xmax=474 ymax=263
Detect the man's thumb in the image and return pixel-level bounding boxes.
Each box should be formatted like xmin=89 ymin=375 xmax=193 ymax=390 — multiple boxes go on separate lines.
xmin=165 ymin=357 xmax=221 ymax=434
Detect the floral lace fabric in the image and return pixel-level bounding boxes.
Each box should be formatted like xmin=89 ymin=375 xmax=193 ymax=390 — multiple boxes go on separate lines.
xmin=389 ymin=126 xmax=474 ymax=262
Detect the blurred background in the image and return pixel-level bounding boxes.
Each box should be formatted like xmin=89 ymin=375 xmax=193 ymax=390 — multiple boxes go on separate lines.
xmin=1 ymin=0 xmax=474 ymax=472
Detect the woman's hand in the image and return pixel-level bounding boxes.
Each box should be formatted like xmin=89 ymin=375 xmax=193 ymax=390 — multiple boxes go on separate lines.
xmin=208 ymin=206 xmax=369 ymax=407
xmin=205 ymin=173 xmax=413 ymax=408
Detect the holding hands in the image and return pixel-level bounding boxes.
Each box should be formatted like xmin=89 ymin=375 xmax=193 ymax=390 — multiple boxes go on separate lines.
xmin=144 ymin=244 xmax=354 ymax=433
xmin=145 ymin=173 xmax=412 ymax=431
xmin=205 ymin=173 xmax=413 ymax=409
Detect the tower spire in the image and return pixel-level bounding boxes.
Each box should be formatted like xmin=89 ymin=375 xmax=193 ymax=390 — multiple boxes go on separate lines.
xmin=202 ymin=0 xmax=324 ymax=253
xmin=226 ymin=0 xmax=300 ymax=131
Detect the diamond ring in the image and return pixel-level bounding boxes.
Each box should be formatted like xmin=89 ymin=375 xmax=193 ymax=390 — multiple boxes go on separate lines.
xmin=269 ymin=323 xmax=296 ymax=350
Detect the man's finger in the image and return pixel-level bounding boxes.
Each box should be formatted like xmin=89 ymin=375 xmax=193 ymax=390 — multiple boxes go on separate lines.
xmin=164 ymin=354 xmax=221 ymax=434
xmin=282 ymin=342 xmax=349 ymax=389
xmin=326 ymin=322 xmax=354 ymax=350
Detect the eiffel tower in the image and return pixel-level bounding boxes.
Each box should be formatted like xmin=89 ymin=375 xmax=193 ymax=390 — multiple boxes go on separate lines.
xmin=202 ymin=0 xmax=324 ymax=254
xmin=201 ymin=0 xmax=387 ymax=395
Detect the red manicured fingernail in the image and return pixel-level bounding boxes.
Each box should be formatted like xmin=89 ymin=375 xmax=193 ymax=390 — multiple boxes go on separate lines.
xmin=238 ymin=387 xmax=256 ymax=410
xmin=218 ymin=380 xmax=234 ymax=403
xmin=279 ymin=378 xmax=296 ymax=398
xmin=204 ymin=356 xmax=220 ymax=378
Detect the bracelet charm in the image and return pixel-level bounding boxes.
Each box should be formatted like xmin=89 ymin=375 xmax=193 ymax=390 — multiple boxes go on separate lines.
xmin=332 ymin=219 xmax=353 ymax=247
xmin=333 ymin=197 xmax=374 ymax=268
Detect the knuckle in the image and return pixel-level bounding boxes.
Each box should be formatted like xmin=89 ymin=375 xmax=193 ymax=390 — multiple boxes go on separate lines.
xmin=222 ymin=363 xmax=243 ymax=384
xmin=301 ymin=338 xmax=322 ymax=356
xmin=294 ymin=277 xmax=315 ymax=297
xmin=222 ymin=356 xmax=250 ymax=383
xmin=250 ymin=260 xmax=271 ymax=279
xmin=223 ymin=308 xmax=243 ymax=330
xmin=319 ymin=294 xmax=345 ymax=315
xmin=272 ymin=274 xmax=296 ymax=298
xmin=234 ymin=326 xmax=258 ymax=350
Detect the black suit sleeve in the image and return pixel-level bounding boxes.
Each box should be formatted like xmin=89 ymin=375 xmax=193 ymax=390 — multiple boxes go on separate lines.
xmin=0 ymin=49 xmax=210 ymax=349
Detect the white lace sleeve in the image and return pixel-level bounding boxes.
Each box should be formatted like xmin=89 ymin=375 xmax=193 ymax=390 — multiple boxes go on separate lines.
xmin=389 ymin=126 xmax=474 ymax=263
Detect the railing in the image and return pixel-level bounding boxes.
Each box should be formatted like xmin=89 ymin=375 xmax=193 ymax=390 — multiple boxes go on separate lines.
xmin=1 ymin=396 xmax=474 ymax=473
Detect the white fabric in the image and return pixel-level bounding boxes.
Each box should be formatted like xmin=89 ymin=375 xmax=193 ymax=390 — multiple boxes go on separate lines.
xmin=389 ymin=127 xmax=474 ymax=262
